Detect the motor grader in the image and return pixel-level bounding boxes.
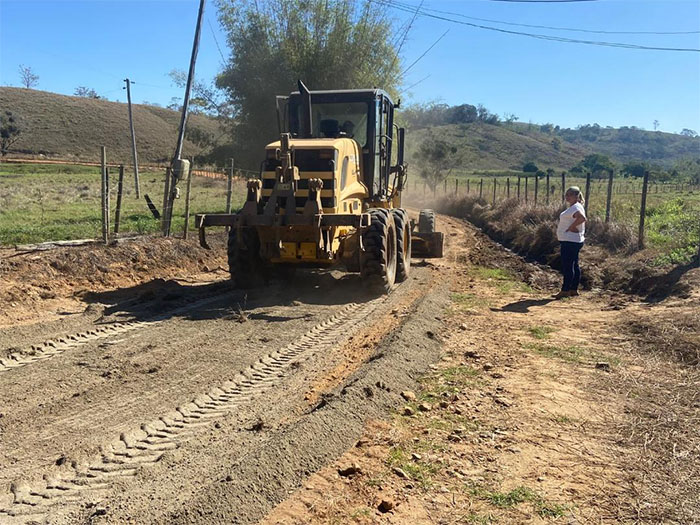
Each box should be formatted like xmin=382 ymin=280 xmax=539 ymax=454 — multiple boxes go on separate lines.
xmin=195 ymin=81 xmax=443 ymax=292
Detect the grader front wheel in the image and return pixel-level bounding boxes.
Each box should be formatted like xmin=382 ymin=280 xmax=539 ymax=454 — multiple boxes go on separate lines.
xmin=392 ymin=208 xmax=411 ymax=282
xmin=361 ymin=208 xmax=397 ymax=293
xmin=227 ymin=227 xmax=264 ymax=288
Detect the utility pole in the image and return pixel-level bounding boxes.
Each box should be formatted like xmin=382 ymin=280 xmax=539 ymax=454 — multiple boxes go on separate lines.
xmin=123 ymin=78 xmax=141 ymax=198
xmin=164 ymin=0 xmax=206 ymax=236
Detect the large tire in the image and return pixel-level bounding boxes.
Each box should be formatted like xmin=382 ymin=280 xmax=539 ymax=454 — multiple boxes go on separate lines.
xmin=418 ymin=209 xmax=436 ymax=233
xmin=361 ymin=208 xmax=397 ymax=293
xmin=392 ymin=208 xmax=411 ymax=282
xmin=227 ymin=227 xmax=263 ymax=288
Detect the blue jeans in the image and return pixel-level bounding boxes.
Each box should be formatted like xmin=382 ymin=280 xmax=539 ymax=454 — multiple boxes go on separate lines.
xmin=560 ymin=241 xmax=583 ymax=291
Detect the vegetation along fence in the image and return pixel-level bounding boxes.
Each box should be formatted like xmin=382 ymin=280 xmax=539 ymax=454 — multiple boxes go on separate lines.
xmin=408 ymin=170 xmax=700 ymax=265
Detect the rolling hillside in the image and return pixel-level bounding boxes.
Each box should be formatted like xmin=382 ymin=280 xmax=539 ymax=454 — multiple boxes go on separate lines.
xmin=0 ymin=87 xmax=225 ymax=165
xmin=2 ymin=87 xmax=697 ymax=172
xmin=406 ymin=123 xmax=589 ymax=173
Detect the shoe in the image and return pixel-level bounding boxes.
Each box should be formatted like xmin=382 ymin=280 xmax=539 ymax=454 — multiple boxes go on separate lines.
xmin=569 ymin=290 xmax=580 ymax=297
xmin=552 ymin=291 xmax=570 ymax=299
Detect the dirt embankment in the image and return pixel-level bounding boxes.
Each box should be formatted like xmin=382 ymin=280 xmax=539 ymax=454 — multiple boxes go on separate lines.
xmin=0 ymin=235 xmax=227 ymax=327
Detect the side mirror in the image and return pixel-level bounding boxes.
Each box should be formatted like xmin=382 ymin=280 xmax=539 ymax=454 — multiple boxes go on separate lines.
xmin=390 ymin=127 xmax=407 ymax=190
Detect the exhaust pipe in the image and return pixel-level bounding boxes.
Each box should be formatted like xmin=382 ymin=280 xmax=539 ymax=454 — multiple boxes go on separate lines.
xmin=298 ymin=80 xmax=312 ymax=138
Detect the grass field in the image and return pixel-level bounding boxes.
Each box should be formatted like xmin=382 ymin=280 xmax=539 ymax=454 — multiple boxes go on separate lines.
xmin=0 ymin=162 xmax=247 ymax=245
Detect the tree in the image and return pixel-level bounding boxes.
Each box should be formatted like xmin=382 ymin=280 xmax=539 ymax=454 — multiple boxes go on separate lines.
xmin=18 ymin=64 xmax=39 ymax=89
xmin=621 ymin=162 xmax=649 ymax=178
xmin=578 ymin=153 xmax=615 ymax=177
xmin=551 ymin=137 xmax=562 ymax=151
xmin=416 ymin=135 xmax=458 ymax=192
xmin=680 ymin=128 xmax=698 ymax=138
xmin=653 ymin=119 xmax=660 ymax=131
xmin=216 ymin=0 xmax=401 ymax=168
xmin=503 ymin=113 xmax=518 ymax=125
xmin=522 ymin=161 xmax=539 ymax=173
xmin=0 ymin=111 xmax=21 ymax=156
xmin=449 ymin=104 xmax=478 ymax=124
xmin=74 ymin=86 xmax=100 ymax=98
xmin=169 ymin=69 xmax=232 ymax=118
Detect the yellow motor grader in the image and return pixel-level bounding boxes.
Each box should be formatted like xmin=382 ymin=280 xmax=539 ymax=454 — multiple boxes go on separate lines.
xmin=196 ymin=81 xmax=443 ymax=292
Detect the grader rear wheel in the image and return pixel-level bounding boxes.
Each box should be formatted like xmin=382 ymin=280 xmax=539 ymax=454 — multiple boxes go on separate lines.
xmin=361 ymin=208 xmax=397 ymax=293
xmin=392 ymin=208 xmax=411 ymax=282
xmin=418 ymin=209 xmax=436 ymax=233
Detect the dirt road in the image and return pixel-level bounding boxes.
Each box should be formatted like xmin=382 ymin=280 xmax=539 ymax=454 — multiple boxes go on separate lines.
xmin=0 ymin=215 xmax=697 ymax=524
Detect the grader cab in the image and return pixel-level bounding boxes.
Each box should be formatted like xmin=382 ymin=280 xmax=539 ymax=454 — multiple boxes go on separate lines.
xmin=196 ymin=81 xmax=443 ymax=292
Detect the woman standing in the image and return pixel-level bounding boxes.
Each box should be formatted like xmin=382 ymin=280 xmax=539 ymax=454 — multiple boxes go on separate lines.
xmin=555 ymin=186 xmax=587 ymax=298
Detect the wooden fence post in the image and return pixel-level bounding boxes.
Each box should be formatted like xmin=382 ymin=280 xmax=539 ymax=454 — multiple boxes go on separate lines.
xmin=455 ymin=178 xmax=458 ymax=194
xmin=517 ymin=176 xmax=521 ymax=199
xmin=506 ymin=177 xmax=510 ymax=198
xmin=444 ymin=178 xmax=447 ymax=193
xmin=534 ymin=174 xmax=539 ymax=205
xmin=100 ymin=146 xmax=109 ymax=244
xmin=546 ymin=171 xmax=550 ymax=205
xmin=161 ymin=167 xmax=172 ymax=235
xmin=183 ymin=158 xmax=194 ymax=240
xmin=561 ymin=172 xmax=566 ymax=202
xmin=467 ymin=179 xmax=470 ymax=194
xmin=638 ymin=170 xmax=649 ymax=250
xmin=492 ymin=179 xmax=497 ymax=204
xmin=524 ymin=176 xmax=529 ymax=203
xmin=479 ymin=178 xmax=483 ymax=199
xmin=605 ymin=168 xmax=614 ymax=223
xmin=584 ymin=172 xmax=591 ymax=215
xmin=226 ymin=158 xmax=234 ymax=214
xmin=114 ymin=164 xmax=124 ymax=235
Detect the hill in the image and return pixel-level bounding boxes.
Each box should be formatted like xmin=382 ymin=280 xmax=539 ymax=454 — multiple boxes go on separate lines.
xmin=0 ymin=87 xmax=226 ymax=165
xmin=401 ymin=103 xmax=699 ymax=173
xmin=406 ymin=123 xmax=589 ymax=173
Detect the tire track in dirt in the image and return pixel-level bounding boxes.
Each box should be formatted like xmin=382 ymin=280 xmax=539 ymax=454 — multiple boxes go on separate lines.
xmin=0 ymin=293 xmax=232 ymax=376
xmin=0 ymin=297 xmax=385 ymax=522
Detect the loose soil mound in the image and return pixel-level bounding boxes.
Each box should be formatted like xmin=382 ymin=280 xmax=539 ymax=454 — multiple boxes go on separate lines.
xmin=0 ymin=234 xmax=226 ymax=326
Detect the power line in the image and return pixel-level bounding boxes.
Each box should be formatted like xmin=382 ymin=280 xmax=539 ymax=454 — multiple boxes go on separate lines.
xmin=401 ymin=29 xmax=450 ymax=75
xmin=490 ymin=0 xmax=600 ymax=3
xmin=386 ymin=0 xmax=424 ymax=82
xmin=376 ymin=0 xmax=700 ymax=52
xmin=207 ymin=16 xmax=227 ymax=63
xmin=387 ymin=0 xmax=700 ymax=35
xmin=403 ymin=74 xmax=431 ymax=91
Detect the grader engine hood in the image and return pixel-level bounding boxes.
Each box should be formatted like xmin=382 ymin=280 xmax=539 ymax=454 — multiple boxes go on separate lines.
xmin=261 ymin=137 xmax=368 ymax=216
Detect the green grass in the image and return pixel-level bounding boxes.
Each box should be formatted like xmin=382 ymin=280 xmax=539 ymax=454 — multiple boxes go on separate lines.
xmin=450 ymin=292 xmax=491 ymax=310
xmin=524 ymin=342 xmax=620 ymax=367
xmin=528 ymin=325 xmax=556 ymax=340
xmin=0 ymin=162 xmax=247 ymax=245
xmin=471 ymin=266 xmax=533 ymax=294
xmin=473 ymin=485 xmax=569 ymax=518
xmin=387 ymin=445 xmax=443 ymax=489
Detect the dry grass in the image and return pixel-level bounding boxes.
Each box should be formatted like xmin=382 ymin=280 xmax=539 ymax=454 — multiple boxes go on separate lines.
xmin=606 ymin=328 xmax=700 ymax=522
xmin=0 ymin=87 xmax=224 ymax=164
xmin=437 ymin=194 xmax=698 ymax=296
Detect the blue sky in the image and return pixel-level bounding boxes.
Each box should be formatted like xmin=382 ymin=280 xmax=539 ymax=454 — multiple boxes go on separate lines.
xmin=1 ymin=0 xmax=699 ymax=133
